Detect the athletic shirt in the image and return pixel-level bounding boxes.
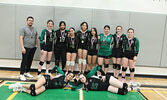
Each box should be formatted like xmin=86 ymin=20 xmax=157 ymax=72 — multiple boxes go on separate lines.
xmin=49 ymin=75 xmax=67 ymax=89
xmin=123 ymin=37 xmax=139 ymax=56
xmin=67 ymin=36 xmax=78 ymax=50
xmin=112 ymin=33 xmax=126 ymax=49
xmin=76 ymin=30 xmax=90 ymax=47
xmin=54 ymin=29 xmax=69 ymax=49
xmin=88 ymin=36 xmax=98 ymax=50
xmin=40 ymin=29 xmax=54 ymax=49
xmin=98 ymin=33 xmax=113 ymax=56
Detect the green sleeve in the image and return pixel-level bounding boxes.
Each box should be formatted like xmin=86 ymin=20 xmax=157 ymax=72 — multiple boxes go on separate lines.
xmin=86 ymin=65 xmax=98 ymax=78
xmin=40 ymin=29 xmax=46 ymax=44
xmin=69 ymin=82 xmax=83 ymax=90
xmin=135 ymin=38 xmax=139 ymax=56
xmin=54 ymin=65 xmax=65 ymax=76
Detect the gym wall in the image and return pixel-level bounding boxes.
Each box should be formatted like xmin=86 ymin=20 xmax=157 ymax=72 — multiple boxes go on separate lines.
xmin=0 ymin=3 xmax=167 ymax=68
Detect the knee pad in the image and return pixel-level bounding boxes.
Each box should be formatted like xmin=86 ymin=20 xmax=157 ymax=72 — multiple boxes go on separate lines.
xmin=82 ymin=60 xmax=86 ymax=65
xmin=39 ymin=61 xmax=44 ymax=66
xmin=130 ymin=68 xmax=135 ymax=72
xmin=30 ymin=84 xmax=35 ymax=91
xmin=118 ymin=88 xmax=128 ymax=95
xmin=30 ymin=90 xmax=36 ymax=96
xmin=104 ymin=64 xmax=109 ymax=68
xmin=123 ymin=83 xmax=128 ymax=89
xmin=117 ymin=64 xmax=121 ymax=70
xmin=113 ymin=63 xmax=117 ymax=69
xmin=71 ymin=61 xmax=75 ymax=66
xmin=122 ymin=67 xmax=127 ymax=72
xmin=78 ymin=59 xmax=82 ymax=64
xmin=66 ymin=61 xmax=71 ymax=66
xmin=46 ymin=61 xmax=51 ymax=64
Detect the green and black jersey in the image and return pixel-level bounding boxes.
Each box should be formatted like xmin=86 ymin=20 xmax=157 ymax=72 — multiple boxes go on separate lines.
xmin=112 ymin=33 xmax=126 ymax=49
xmin=76 ymin=30 xmax=90 ymax=46
xmin=123 ymin=37 xmax=139 ymax=56
xmin=67 ymin=35 xmax=78 ymax=50
xmin=54 ymin=29 xmax=69 ymax=49
xmin=85 ymin=66 xmax=110 ymax=91
xmin=98 ymin=33 xmax=113 ymax=56
xmin=40 ymin=29 xmax=54 ymax=50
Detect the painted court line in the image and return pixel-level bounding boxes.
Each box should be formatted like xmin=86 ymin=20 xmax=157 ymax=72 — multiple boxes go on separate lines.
xmin=79 ymin=89 xmax=83 ymax=100
xmin=153 ymin=89 xmax=167 ymax=100
xmin=0 ymin=81 xmax=6 ymax=87
xmin=6 ymin=91 xmax=18 ymax=100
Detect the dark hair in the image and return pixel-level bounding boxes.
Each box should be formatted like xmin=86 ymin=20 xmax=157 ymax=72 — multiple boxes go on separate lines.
xmin=104 ymin=25 xmax=110 ymax=29
xmin=79 ymin=73 xmax=88 ymax=83
xmin=47 ymin=20 xmax=54 ymax=25
xmin=116 ymin=26 xmax=122 ymax=33
xmin=59 ymin=21 xmax=66 ymax=27
xmin=69 ymin=27 xmax=75 ymax=31
xmin=127 ymin=28 xmax=134 ymax=33
xmin=80 ymin=22 xmax=88 ymax=30
xmin=27 ymin=16 xmax=34 ymax=21
xmin=91 ymin=27 xmax=98 ymax=38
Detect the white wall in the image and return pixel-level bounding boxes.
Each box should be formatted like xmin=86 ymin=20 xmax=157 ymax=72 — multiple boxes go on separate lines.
xmin=0 ymin=0 xmax=167 ymax=14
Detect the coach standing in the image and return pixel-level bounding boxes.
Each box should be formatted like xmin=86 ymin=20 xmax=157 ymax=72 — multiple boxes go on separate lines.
xmin=19 ymin=16 xmax=38 ymax=81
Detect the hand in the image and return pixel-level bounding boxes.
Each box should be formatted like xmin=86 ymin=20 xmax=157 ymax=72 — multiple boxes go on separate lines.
xmin=41 ymin=50 xmax=44 ymax=55
xmin=50 ymin=74 xmax=53 ymax=80
xmin=98 ymin=36 xmax=100 ymax=40
xmin=133 ymin=56 xmax=137 ymax=62
xmin=101 ymin=76 xmax=106 ymax=82
xmin=22 ymin=47 xmax=26 ymax=54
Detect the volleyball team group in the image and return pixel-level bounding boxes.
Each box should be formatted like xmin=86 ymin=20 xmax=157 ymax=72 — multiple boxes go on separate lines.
xmin=9 ymin=16 xmax=140 ymax=96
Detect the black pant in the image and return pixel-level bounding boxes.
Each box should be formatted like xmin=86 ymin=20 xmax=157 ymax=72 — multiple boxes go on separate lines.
xmin=54 ymin=48 xmax=66 ymax=70
xmin=20 ymin=47 xmax=36 ymax=74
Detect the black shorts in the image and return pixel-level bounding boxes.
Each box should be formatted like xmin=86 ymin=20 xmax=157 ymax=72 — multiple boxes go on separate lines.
xmin=43 ymin=45 xmax=53 ymax=52
xmin=88 ymin=49 xmax=98 ymax=56
xmin=98 ymin=55 xmax=112 ymax=59
xmin=98 ymin=76 xmax=110 ymax=91
xmin=112 ymin=48 xmax=123 ymax=58
xmin=43 ymin=75 xmax=51 ymax=89
xmin=78 ymin=44 xmax=88 ymax=50
xmin=122 ymin=51 xmax=135 ymax=60
xmin=67 ymin=48 xmax=77 ymax=53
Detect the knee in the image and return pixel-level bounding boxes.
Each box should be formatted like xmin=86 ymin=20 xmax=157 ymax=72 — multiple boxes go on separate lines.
xmin=30 ymin=90 xmax=36 ymax=96
xmin=117 ymin=64 xmax=121 ymax=70
xmin=71 ymin=61 xmax=75 ymax=66
xmin=117 ymin=88 xmax=128 ymax=95
xmin=104 ymin=64 xmax=109 ymax=68
xmin=46 ymin=61 xmax=51 ymax=64
xmin=129 ymin=68 xmax=135 ymax=72
xmin=122 ymin=67 xmax=127 ymax=72
xmin=30 ymin=84 xmax=35 ymax=91
xmin=39 ymin=61 xmax=44 ymax=66
xmin=66 ymin=61 xmax=71 ymax=66
xmin=82 ymin=59 xmax=86 ymax=65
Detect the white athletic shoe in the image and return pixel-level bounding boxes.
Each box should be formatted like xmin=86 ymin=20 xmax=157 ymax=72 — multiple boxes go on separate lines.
xmin=37 ymin=74 xmax=42 ymax=79
xmin=131 ymin=82 xmax=141 ymax=87
xmin=132 ymin=86 xmax=140 ymax=91
xmin=19 ymin=75 xmax=26 ymax=81
xmin=25 ymin=72 xmax=33 ymax=78
xmin=9 ymin=82 xmax=22 ymax=89
xmin=13 ymin=87 xmax=26 ymax=92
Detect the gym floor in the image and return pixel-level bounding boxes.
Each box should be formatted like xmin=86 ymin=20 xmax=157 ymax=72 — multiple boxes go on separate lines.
xmin=0 ymin=71 xmax=167 ymax=100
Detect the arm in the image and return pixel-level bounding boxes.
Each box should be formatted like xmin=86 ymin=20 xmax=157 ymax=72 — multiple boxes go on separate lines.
xmin=54 ymin=65 xmax=65 ymax=76
xmin=40 ymin=30 xmax=46 ymax=50
xmin=35 ymin=31 xmax=38 ymax=47
xmin=135 ymin=38 xmax=139 ymax=56
xmin=19 ymin=28 xmax=26 ymax=54
xmin=19 ymin=35 xmax=26 ymax=54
